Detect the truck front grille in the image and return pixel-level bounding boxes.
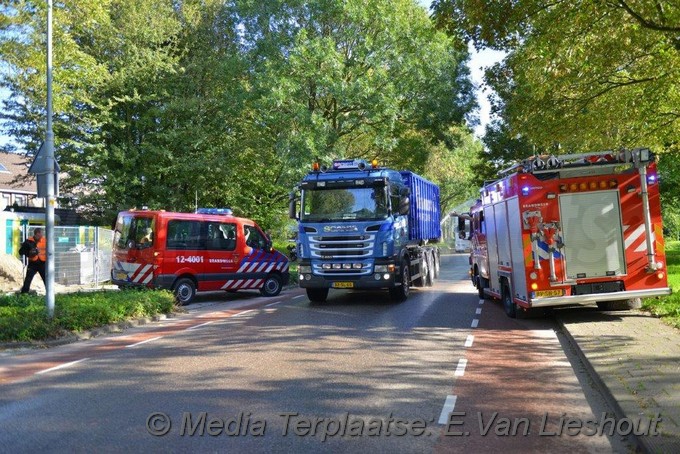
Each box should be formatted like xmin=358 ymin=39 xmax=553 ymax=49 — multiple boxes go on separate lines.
xmin=310 ymin=233 xmax=376 ymax=276
xmin=309 ymin=234 xmax=375 ymax=259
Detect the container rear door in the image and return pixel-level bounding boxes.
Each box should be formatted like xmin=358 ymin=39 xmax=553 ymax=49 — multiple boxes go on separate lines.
xmin=559 ymin=191 xmax=626 ymax=279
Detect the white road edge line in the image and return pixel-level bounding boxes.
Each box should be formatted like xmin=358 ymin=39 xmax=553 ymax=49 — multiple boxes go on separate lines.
xmin=464 ymin=335 xmax=474 ymax=347
xmin=125 ymin=336 xmax=162 ymax=348
xmin=471 ymin=319 xmax=479 ymax=328
xmin=265 ymin=301 xmax=282 ymax=307
xmin=454 ymin=358 xmax=468 ymax=377
xmin=233 ymin=309 xmax=255 ymax=317
xmin=187 ymin=321 xmax=214 ymax=331
xmin=479 ymin=299 xmax=484 ymax=305
xmin=438 ymin=395 xmax=458 ymax=425
xmin=476 ymin=308 xmax=482 ymax=315
xmin=36 ymin=358 xmax=89 ymax=375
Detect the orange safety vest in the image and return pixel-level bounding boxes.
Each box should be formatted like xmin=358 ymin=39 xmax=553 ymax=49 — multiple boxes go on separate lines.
xmin=28 ymin=236 xmax=47 ymax=262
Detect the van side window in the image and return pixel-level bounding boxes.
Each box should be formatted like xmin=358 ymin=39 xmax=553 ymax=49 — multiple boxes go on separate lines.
xmin=134 ymin=218 xmax=155 ymax=248
xmin=244 ymin=225 xmax=267 ymax=249
xmin=167 ymin=220 xmax=204 ymax=250
xmin=207 ymin=222 xmax=236 ymax=251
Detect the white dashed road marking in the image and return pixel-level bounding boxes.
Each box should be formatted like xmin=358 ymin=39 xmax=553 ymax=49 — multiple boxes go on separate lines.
xmin=438 ymin=395 xmax=458 ymax=425
xmin=36 ymin=358 xmax=89 ymax=375
xmin=125 ymin=336 xmax=162 ymax=348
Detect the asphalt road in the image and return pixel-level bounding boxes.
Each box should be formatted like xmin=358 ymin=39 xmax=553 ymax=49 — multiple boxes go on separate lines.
xmin=0 ymin=254 xmax=627 ymax=452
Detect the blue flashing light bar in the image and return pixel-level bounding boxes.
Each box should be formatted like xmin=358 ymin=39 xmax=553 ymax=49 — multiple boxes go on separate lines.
xmin=196 ymin=208 xmax=233 ymax=215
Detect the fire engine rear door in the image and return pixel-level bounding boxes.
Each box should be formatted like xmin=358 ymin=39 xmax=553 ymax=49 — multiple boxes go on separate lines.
xmin=558 ymin=190 xmax=626 ymax=279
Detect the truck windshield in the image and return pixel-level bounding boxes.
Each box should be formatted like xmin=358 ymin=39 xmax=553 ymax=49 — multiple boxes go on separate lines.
xmin=301 ymin=186 xmax=388 ymax=222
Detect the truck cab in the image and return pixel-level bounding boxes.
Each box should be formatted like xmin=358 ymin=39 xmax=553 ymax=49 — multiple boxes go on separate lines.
xmin=290 ymin=159 xmax=440 ymax=303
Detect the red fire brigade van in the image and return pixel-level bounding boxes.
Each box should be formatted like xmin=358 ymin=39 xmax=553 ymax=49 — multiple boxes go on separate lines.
xmin=111 ymin=208 xmax=289 ymax=304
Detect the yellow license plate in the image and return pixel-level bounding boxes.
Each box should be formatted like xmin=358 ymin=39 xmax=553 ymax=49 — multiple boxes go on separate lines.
xmin=116 ymin=272 xmax=128 ymax=280
xmin=535 ymin=289 xmax=563 ymax=297
xmin=332 ymin=282 xmax=354 ymax=289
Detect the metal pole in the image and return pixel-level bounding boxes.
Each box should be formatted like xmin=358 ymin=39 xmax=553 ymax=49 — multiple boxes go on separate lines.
xmin=45 ymin=0 xmax=56 ymax=317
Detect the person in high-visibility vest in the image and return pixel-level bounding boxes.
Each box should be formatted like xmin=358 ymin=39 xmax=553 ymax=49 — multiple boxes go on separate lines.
xmin=20 ymin=227 xmax=46 ymax=294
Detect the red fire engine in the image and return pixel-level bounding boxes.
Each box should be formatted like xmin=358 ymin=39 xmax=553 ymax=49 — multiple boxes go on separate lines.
xmin=457 ymin=148 xmax=670 ymax=317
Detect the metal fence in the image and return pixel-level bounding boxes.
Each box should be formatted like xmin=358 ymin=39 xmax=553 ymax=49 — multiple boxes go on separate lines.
xmin=21 ymin=225 xmax=113 ymax=287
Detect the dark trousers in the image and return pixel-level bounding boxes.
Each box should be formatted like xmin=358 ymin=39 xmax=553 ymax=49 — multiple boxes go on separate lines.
xmin=21 ymin=260 xmax=46 ymax=293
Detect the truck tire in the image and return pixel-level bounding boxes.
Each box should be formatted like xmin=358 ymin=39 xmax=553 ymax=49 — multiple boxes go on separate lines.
xmin=476 ymin=275 xmax=488 ymax=299
xmin=260 ymin=274 xmax=282 ymax=297
xmin=426 ymin=252 xmax=435 ymax=286
xmin=173 ymin=277 xmax=196 ymax=305
xmin=502 ymin=282 xmax=517 ymax=318
xmin=413 ymin=252 xmax=429 ymax=287
xmin=306 ymin=288 xmax=329 ymax=303
xmin=389 ymin=260 xmax=410 ymax=302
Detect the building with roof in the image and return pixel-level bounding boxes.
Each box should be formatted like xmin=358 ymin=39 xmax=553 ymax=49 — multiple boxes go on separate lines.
xmin=0 ymin=151 xmax=43 ymax=210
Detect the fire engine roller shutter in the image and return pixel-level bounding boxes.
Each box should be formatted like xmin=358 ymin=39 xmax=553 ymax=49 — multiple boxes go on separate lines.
xmin=558 ymin=190 xmax=626 ymax=279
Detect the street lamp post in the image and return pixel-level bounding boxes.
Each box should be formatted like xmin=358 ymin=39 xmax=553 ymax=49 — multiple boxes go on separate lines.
xmin=45 ymin=0 xmax=55 ymax=317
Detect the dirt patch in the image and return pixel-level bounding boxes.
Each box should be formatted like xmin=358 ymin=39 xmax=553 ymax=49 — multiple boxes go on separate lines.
xmin=0 ymin=253 xmax=46 ymax=294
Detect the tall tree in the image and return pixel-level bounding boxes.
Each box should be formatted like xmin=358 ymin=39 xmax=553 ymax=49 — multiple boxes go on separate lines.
xmin=1 ymin=0 xmax=478 ymax=231
xmin=432 ymin=0 xmax=680 ymax=153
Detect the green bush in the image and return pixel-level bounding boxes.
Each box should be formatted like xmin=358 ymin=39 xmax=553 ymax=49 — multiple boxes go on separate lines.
xmin=643 ymin=240 xmax=680 ymax=328
xmin=0 ymin=289 xmax=175 ymax=342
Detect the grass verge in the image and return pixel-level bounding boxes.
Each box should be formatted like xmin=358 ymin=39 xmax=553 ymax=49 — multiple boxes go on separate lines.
xmin=0 ymin=289 xmax=175 ymax=343
xmin=642 ymin=240 xmax=680 ymax=328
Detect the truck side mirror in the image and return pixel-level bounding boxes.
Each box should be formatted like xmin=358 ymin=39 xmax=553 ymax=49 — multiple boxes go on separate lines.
xmin=288 ymin=192 xmax=298 ymax=220
xmin=457 ymin=214 xmax=471 ymax=240
xmin=399 ymin=197 xmax=410 ymax=216
xmin=457 ymin=216 xmax=466 ymax=234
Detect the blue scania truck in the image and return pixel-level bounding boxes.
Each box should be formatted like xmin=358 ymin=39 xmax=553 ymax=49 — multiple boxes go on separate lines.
xmin=289 ymin=159 xmax=441 ymax=302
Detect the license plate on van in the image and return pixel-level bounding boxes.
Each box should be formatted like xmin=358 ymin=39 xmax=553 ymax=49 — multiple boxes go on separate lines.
xmin=332 ymin=282 xmax=354 ymax=289
xmin=116 ymin=272 xmax=128 ymax=280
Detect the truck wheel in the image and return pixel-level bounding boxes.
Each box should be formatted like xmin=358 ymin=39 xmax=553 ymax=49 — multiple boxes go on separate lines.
xmin=389 ymin=260 xmax=410 ymax=302
xmin=476 ymin=275 xmax=488 ymax=299
xmin=414 ymin=253 xmax=429 ymax=287
xmin=426 ymin=252 xmax=435 ymax=286
xmin=260 ymin=274 xmax=282 ymax=297
xmin=173 ymin=278 xmax=196 ymax=305
xmin=502 ymin=282 xmax=516 ymax=318
xmin=433 ymin=251 xmax=440 ymax=279
xmin=306 ymin=288 xmax=329 ymax=303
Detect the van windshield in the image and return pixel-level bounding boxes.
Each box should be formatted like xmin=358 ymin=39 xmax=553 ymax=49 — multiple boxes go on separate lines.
xmin=114 ymin=215 xmax=155 ymax=250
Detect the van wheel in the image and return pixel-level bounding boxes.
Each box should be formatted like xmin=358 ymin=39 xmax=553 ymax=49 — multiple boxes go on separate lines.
xmin=307 ymin=288 xmax=329 ymax=303
xmin=173 ymin=278 xmax=196 ymax=305
xmin=389 ymin=260 xmax=410 ymax=302
xmin=502 ymin=283 xmax=516 ymax=318
xmin=260 ymin=274 xmax=282 ymax=297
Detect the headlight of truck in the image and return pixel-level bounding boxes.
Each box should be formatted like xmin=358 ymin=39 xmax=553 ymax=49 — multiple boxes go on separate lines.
xmin=375 ymin=264 xmax=396 ymax=273
xmin=298 ymin=265 xmax=312 ymax=273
